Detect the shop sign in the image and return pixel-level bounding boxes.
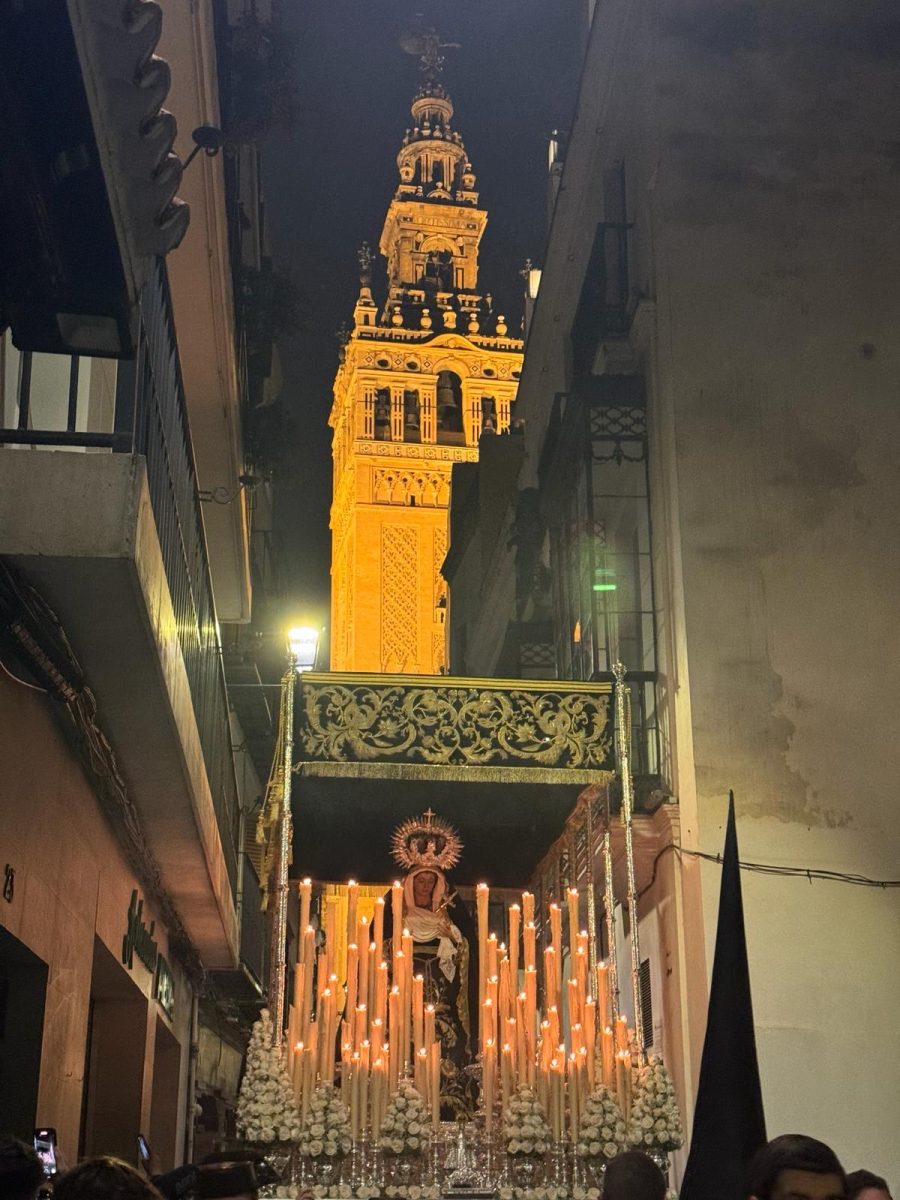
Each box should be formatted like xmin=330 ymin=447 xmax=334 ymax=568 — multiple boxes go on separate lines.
xmin=122 ymin=889 xmax=159 ymax=974
xmin=155 ymin=953 xmax=175 ymax=1020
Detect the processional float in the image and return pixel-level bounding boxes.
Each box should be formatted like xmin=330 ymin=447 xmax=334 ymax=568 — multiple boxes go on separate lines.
xmin=239 ymin=663 xmax=683 ymax=1197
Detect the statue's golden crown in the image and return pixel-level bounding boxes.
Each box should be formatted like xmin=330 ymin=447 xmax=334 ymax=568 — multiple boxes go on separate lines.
xmin=391 ymin=808 xmax=462 ymax=872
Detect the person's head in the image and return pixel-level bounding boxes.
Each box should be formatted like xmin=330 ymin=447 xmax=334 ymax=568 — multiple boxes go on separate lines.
xmin=846 ymin=1170 xmax=892 ymax=1200
xmin=411 ymin=869 xmax=438 ymax=908
xmin=194 ymin=1161 xmax=258 ymax=1200
xmin=747 ymin=1135 xmax=846 ymax=1200
xmin=151 ymin=1164 xmax=198 ymax=1200
xmin=53 ymin=1158 xmax=163 ymax=1200
xmin=0 ymin=1138 xmax=45 ymax=1200
xmin=603 ymin=1149 xmax=666 ymax=1200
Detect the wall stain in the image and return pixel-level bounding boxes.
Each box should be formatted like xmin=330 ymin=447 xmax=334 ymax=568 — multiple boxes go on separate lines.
xmin=694 ymin=661 xmax=853 ymax=829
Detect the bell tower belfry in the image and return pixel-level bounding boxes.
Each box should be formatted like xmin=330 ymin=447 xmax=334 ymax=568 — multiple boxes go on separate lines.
xmin=329 ymin=42 xmax=523 ymax=674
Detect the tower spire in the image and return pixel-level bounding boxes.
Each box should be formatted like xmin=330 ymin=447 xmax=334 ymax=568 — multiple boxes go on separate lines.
xmin=328 ymin=40 xmax=523 ymax=674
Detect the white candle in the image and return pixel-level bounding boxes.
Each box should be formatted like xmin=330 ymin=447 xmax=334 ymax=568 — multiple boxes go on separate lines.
xmin=347 ymin=880 xmax=359 ymax=949
xmin=298 ymin=879 xmax=312 ymax=956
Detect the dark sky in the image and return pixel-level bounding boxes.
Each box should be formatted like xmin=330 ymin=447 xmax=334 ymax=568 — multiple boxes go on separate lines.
xmin=263 ymin=0 xmax=583 ymax=630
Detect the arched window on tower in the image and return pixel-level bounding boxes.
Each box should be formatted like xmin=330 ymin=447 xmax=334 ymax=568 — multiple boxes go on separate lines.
xmin=436 ymin=371 xmax=464 ymax=444
xmin=403 ymin=390 xmax=421 ymax=442
xmin=374 ymin=388 xmax=391 ymax=440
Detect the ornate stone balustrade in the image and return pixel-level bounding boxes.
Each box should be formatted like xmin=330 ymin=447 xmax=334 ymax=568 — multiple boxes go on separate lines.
xmin=295 ymin=673 xmax=613 ymax=770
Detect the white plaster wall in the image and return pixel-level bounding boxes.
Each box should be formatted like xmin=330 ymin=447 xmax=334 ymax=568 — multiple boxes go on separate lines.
xmin=619 ymin=0 xmax=900 ymax=1180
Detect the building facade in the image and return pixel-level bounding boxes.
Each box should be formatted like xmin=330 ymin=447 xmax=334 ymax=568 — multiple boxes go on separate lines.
xmin=445 ymin=0 xmax=900 ymax=1184
xmin=329 ymin=60 xmax=523 ymax=673
xmin=0 ymin=0 xmax=280 ymax=1168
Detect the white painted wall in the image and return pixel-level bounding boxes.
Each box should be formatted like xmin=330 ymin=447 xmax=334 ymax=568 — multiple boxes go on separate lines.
xmin=619 ymin=0 xmax=900 ymax=1180
xmin=507 ymin=0 xmax=900 ymax=1181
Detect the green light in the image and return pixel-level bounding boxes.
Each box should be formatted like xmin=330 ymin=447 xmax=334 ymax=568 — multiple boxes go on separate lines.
xmin=592 ymin=583 xmax=617 ymax=592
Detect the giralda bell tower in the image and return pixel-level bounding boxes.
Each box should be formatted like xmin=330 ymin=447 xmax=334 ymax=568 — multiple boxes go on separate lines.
xmin=329 ymin=39 xmax=523 ymax=673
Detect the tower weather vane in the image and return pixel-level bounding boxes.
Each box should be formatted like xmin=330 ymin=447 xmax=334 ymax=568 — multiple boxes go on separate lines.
xmin=399 ymin=28 xmax=461 ymax=85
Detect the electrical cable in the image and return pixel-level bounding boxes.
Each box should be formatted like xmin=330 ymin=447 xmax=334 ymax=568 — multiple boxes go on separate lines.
xmin=0 ymin=652 xmax=47 ymax=693
xmin=636 ymin=840 xmax=900 ymax=901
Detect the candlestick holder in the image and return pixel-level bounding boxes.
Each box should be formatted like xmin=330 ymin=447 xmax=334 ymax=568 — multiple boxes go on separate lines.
xmin=550 ymin=1137 xmax=568 ymax=1190
xmin=349 ymin=1136 xmax=365 ymax=1188
xmin=572 ymin=1147 xmax=585 ymax=1191
xmin=427 ymin=1125 xmax=442 ymax=1189
xmin=370 ymin=1141 xmax=385 ymax=1189
xmin=480 ymin=1131 xmax=496 ymax=1193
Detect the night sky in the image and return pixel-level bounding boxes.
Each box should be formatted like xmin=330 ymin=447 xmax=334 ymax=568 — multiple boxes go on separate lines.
xmin=263 ymin=0 xmax=583 ymax=635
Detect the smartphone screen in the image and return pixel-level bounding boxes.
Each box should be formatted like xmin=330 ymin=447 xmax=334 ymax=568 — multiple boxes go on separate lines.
xmin=137 ymin=1134 xmax=151 ymax=1164
xmin=33 ymin=1129 xmax=57 ymax=1177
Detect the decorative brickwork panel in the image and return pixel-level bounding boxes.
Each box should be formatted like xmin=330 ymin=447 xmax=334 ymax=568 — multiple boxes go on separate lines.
xmin=331 ymin=531 xmax=353 ymax=670
xmin=381 ymin=525 xmax=419 ymax=671
xmin=432 ymin=631 xmax=446 ymax=674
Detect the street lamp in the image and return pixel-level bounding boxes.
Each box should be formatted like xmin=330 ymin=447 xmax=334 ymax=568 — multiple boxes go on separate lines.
xmin=287 ymin=625 xmax=321 ymax=672
xmin=270 ymin=625 xmax=321 ymax=1047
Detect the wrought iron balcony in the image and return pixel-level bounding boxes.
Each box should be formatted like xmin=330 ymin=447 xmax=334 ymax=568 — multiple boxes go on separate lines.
xmin=295 ymin=672 xmax=614 ymax=771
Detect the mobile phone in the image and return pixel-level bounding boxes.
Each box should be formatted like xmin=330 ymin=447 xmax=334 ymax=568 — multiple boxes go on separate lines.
xmin=33 ymin=1128 xmax=57 ymax=1177
xmin=137 ymin=1134 xmax=151 ymax=1165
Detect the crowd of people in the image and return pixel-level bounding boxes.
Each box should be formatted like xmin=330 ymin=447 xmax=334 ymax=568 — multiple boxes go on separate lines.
xmin=0 ymin=1133 xmax=892 ymax=1200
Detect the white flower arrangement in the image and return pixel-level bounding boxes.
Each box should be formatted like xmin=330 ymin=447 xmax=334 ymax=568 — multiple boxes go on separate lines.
xmin=628 ymin=1055 xmax=684 ymax=1153
xmin=379 ymin=1080 xmax=429 ymax=1155
xmin=382 ymin=1186 xmax=440 ymax=1199
xmin=498 ymin=1187 xmax=567 ymax=1200
xmin=502 ymin=1085 xmax=552 ymax=1156
xmin=235 ymin=1008 xmax=301 ymax=1144
xmin=571 ymin=1188 xmax=602 ymax=1200
xmin=309 ymin=1185 xmax=353 ymax=1199
xmin=575 ymin=1083 xmax=627 ymax=1159
xmin=299 ymin=1081 xmax=352 ymax=1158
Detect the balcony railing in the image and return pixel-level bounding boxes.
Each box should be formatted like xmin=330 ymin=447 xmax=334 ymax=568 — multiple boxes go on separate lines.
xmin=296 ymin=672 xmax=614 ymax=771
xmin=0 ymin=260 xmax=240 ymax=893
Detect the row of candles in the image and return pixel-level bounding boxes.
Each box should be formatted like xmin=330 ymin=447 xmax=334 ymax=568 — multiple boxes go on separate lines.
xmin=284 ymin=879 xmax=637 ymax=1142
xmin=475 ymin=883 xmax=636 ymax=1137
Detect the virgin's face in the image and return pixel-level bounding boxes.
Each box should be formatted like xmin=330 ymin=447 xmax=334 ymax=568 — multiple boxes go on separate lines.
xmin=412 ymin=871 xmax=437 ymax=907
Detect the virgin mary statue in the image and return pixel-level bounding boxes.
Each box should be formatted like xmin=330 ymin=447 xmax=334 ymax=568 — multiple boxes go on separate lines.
xmin=381 ymin=809 xmax=478 ymax=1119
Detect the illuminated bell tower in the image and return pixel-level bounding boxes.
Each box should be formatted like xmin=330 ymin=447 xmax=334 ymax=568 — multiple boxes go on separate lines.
xmin=329 ymin=46 xmax=523 ymax=673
